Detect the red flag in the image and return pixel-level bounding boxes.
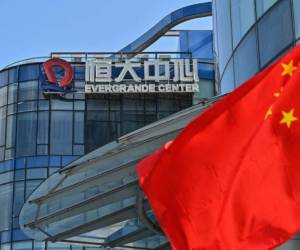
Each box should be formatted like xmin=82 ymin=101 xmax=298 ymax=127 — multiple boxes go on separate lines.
xmin=137 ymin=45 xmax=300 ymax=250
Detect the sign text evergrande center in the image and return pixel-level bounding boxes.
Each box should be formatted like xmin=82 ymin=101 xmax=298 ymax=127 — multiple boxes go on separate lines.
xmin=85 ymin=59 xmax=200 ymax=93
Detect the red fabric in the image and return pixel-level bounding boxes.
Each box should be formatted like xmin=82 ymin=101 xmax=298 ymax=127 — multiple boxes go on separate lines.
xmin=137 ymin=45 xmax=300 ymax=250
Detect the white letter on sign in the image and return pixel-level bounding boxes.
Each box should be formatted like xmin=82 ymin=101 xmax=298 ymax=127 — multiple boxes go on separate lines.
xmin=115 ymin=60 xmax=141 ymax=82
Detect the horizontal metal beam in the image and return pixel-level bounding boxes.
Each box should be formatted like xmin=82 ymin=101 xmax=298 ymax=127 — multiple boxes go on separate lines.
xmin=52 ymin=201 xmax=151 ymax=242
xmin=107 ymin=227 xmax=154 ymax=248
xmin=26 ymin=180 xmax=138 ymax=228
xmin=30 ymin=159 xmax=139 ymax=205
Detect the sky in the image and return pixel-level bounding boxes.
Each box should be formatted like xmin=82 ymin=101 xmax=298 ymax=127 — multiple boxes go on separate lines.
xmin=0 ymin=0 xmax=212 ymax=69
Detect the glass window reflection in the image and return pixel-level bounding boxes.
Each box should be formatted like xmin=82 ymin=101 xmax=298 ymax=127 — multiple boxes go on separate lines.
xmin=256 ymin=0 xmax=278 ymax=17
xmin=18 ymin=81 xmax=38 ymax=101
xmin=294 ymin=0 xmax=300 ymax=38
xmin=234 ymin=28 xmax=259 ymax=86
xmin=215 ymin=0 xmax=233 ymax=73
xmin=258 ymin=0 xmax=293 ymax=66
xmin=231 ymin=0 xmax=255 ymax=47
xmin=16 ymin=112 xmax=37 ymax=157
xmin=0 ymin=183 xmax=13 ymax=231
xmin=50 ymin=111 xmax=73 ymax=155
xmin=0 ymin=107 xmax=6 ymax=146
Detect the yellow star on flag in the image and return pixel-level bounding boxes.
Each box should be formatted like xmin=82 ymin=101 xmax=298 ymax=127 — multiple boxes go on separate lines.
xmin=281 ymin=60 xmax=297 ymax=77
xmin=265 ymin=106 xmax=272 ymax=120
xmin=280 ymin=109 xmax=298 ymax=128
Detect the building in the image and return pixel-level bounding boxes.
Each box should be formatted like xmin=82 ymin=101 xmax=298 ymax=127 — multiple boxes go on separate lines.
xmin=0 ymin=3 xmax=214 ymax=250
xmin=213 ymin=0 xmax=300 ymax=249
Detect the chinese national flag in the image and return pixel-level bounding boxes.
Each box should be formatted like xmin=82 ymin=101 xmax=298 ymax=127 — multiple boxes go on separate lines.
xmin=137 ymin=45 xmax=300 ymax=250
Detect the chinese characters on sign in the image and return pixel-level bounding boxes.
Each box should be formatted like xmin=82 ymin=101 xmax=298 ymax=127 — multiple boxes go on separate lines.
xmin=85 ymin=59 xmax=200 ymax=93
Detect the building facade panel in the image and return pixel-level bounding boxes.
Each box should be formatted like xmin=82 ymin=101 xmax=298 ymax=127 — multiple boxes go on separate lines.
xmin=214 ymin=0 xmax=300 ymax=94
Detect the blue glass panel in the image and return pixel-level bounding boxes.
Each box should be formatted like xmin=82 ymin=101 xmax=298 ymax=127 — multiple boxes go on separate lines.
xmin=13 ymin=181 xmax=24 ymax=217
xmin=8 ymin=67 xmax=18 ymax=84
xmin=27 ymin=156 xmax=48 ymax=168
xmin=256 ymin=0 xmax=278 ymax=17
xmin=0 ymin=183 xmax=13 ymax=231
xmin=74 ymin=65 xmax=85 ymax=80
xmin=294 ymin=0 xmax=300 ymax=38
xmin=16 ymin=112 xmax=37 ymax=157
xmin=231 ymin=0 xmax=255 ymax=47
xmin=19 ymin=64 xmax=40 ymax=82
xmin=17 ymin=101 xmax=37 ymax=112
xmin=37 ymin=111 xmax=49 ymax=144
xmin=258 ymin=0 xmax=293 ymax=66
xmin=0 ymin=107 xmax=7 ymax=146
xmin=15 ymin=158 xmax=26 ymax=170
xmin=0 ymin=70 xmax=8 ymax=86
xmin=0 ymin=86 xmax=8 ymax=107
xmin=74 ymin=112 xmax=84 ymax=144
xmin=12 ymin=229 xmax=29 ymax=241
xmin=61 ymin=156 xmax=78 ymax=166
xmin=14 ymin=170 xmax=25 ymax=181
xmin=220 ymin=59 xmax=235 ymax=94
xmin=234 ymin=28 xmax=259 ymax=86
xmin=1 ymin=230 xmax=12 ymax=243
xmin=215 ymin=0 xmax=233 ymax=73
xmin=12 ymin=241 xmax=33 ymax=249
xmin=8 ymin=83 xmax=18 ymax=104
xmin=6 ymin=115 xmax=16 ymax=148
xmin=3 ymin=160 xmax=15 ymax=172
xmin=50 ymin=111 xmax=73 ymax=155
xmin=49 ymin=156 xmax=61 ymax=167
xmin=18 ymin=81 xmax=38 ymax=101
xmin=27 ymin=168 xmax=47 ymax=179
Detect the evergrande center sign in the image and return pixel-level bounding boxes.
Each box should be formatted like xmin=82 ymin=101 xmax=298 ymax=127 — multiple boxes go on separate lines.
xmin=42 ymin=57 xmax=200 ymax=94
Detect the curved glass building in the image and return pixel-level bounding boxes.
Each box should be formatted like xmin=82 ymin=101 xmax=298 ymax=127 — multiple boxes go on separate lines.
xmin=213 ymin=0 xmax=300 ymax=248
xmin=0 ymin=3 xmax=214 ymax=250
xmin=213 ymin=0 xmax=300 ymax=94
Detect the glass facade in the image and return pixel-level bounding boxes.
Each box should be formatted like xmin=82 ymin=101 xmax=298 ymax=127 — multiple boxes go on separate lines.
xmin=214 ymin=0 xmax=300 ymax=94
xmin=213 ymin=0 xmax=300 ymax=248
xmin=0 ymin=49 xmax=214 ymax=249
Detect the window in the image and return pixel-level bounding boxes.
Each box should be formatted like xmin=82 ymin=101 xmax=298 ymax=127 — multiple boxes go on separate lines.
xmin=74 ymin=112 xmax=84 ymax=144
xmin=17 ymin=101 xmax=37 ymax=113
xmin=50 ymin=111 xmax=73 ymax=155
xmin=215 ymin=0 xmax=233 ymax=73
xmin=19 ymin=64 xmax=40 ymax=81
xmin=16 ymin=112 xmax=37 ymax=157
xmin=0 ymin=107 xmax=6 ymax=146
xmin=12 ymin=241 xmax=33 ymax=250
xmin=8 ymin=83 xmax=18 ymax=104
xmin=18 ymin=81 xmax=38 ymax=101
xmin=294 ymin=0 xmax=300 ymax=38
xmin=231 ymin=0 xmax=255 ymax=48
xmin=27 ymin=168 xmax=47 ymax=179
xmin=0 ymin=70 xmax=8 ymax=86
xmin=0 ymin=86 xmax=8 ymax=107
xmin=234 ymin=28 xmax=259 ymax=86
xmin=0 ymin=183 xmax=13 ymax=231
xmin=13 ymin=182 xmax=24 ymax=217
xmin=0 ymin=171 xmax=14 ymax=185
xmin=6 ymin=115 xmax=16 ymax=148
xmin=258 ymin=0 xmax=293 ymax=66
xmin=8 ymin=67 xmax=18 ymax=84
xmin=37 ymin=111 xmax=49 ymax=144
xmin=256 ymin=0 xmax=278 ymax=17
xmin=220 ymin=59 xmax=235 ymax=94
xmin=51 ymin=99 xmax=73 ymax=110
